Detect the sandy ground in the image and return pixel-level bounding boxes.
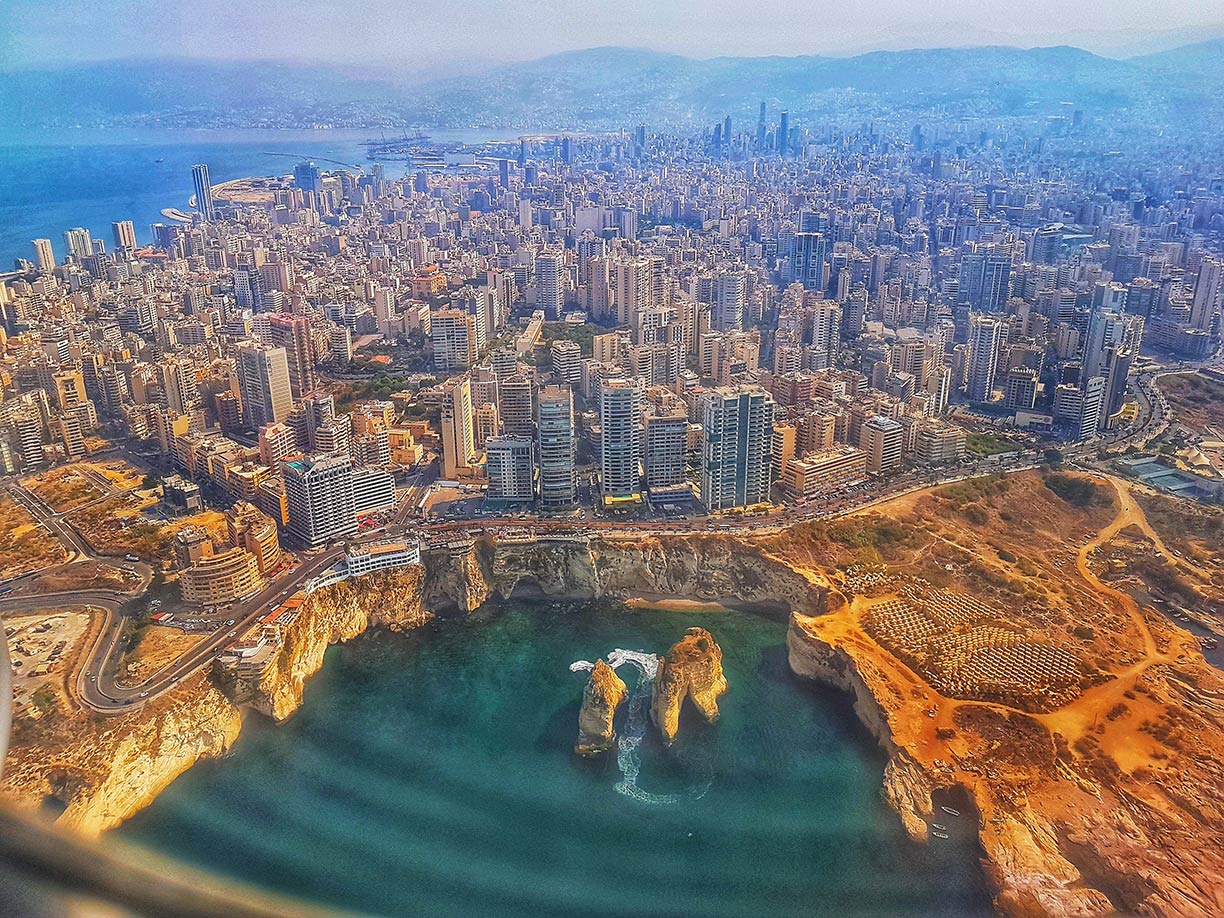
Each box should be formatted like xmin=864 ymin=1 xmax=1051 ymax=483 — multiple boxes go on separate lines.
xmin=118 ymin=626 xmax=206 ymax=685
xmin=0 ymin=493 xmax=69 ymax=578
xmin=5 ymin=610 xmax=91 ymax=718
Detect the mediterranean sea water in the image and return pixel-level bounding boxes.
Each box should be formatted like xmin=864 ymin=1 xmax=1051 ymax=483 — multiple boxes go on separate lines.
xmin=117 ymin=601 xmax=990 ymax=917
xmin=0 ymin=127 xmax=515 ymax=270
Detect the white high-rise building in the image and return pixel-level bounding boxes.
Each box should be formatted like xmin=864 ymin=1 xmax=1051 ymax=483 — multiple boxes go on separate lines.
xmin=644 ymin=411 xmax=689 ymax=495
xmin=431 ymin=308 xmax=477 ymax=372
xmin=63 ymin=227 xmax=94 ymax=261
xmin=31 ymin=238 xmax=55 ymax=272
xmin=612 ymin=257 xmax=652 ymax=327
xmin=352 ymin=467 xmax=396 ymax=516
xmin=441 ymin=377 xmax=476 ymax=480
xmin=550 ymin=340 xmax=582 ymax=384
xmin=600 ymin=379 xmax=642 ymax=503
xmin=236 ymin=343 xmax=293 ymax=428
xmin=283 ymin=451 xmax=357 ymax=547
xmin=535 ymin=251 xmax=565 ymax=318
xmin=809 ymin=301 xmax=842 ymax=370
xmin=485 ymin=435 xmax=536 ymax=502
xmin=860 ymin=415 xmax=904 ymax=476
xmin=701 ymin=386 xmax=775 ymax=510
xmin=537 ymin=385 xmax=577 ymax=510
xmin=965 ymin=314 xmax=1002 ymax=402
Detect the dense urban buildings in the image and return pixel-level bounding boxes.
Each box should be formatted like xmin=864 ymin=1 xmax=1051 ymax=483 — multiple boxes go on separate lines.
xmin=3 ymin=111 xmax=1223 ymax=549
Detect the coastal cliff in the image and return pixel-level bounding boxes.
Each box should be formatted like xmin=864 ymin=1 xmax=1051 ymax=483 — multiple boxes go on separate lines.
xmin=429 ymin=534 xmax=834 ymax=614
xmin=1 ymin=566 xmax=430 ymax=835
xmin=231 ymin=565 xmax=430 ymax=722
xmin=652 ymin=628 xmax=728 ymax=745
xmin=575 ymin=660 xmax=628 ymax=755
xmin=0 ymin=674 xmax=241 ymax=838
xmin=1 ymin=531 xmax=832 ymax=843
xmin=787 ymin=610 xmax=1224 ymax=918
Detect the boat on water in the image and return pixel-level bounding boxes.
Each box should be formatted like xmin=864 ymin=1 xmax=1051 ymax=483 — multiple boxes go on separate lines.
xmin=941 ymin=806 xmax=961 ymax=817
xmin=932 ymin=823 xmax=947 ymax=831
xmin=932 ymin=830 xmax=950 ymax=840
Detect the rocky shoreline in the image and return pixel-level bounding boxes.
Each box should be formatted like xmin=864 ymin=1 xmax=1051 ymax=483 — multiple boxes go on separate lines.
xmin=8 ymin=518 xmax=1224 ymax=918
xmin=1 ymin=533 xmax=833 ymax=838
xmin=787 ymin=607 xmax=1224 ymax=918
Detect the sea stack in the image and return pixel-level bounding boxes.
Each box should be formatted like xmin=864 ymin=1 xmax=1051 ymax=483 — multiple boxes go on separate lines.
xmin=575 ymin=660 xmax=628 ymax=756
xmin=651 ymin=628 xmax=728 ymax=745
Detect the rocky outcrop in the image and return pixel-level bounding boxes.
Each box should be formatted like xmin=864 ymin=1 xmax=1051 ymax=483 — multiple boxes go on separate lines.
xmin=0 ymin=674 xmax=241 ymax=838
xmin=423 ymin=542 xmax=495 ymax=613
xmin=234 ymin=565 xmax=430 ymax=721
xmin=2 ymin=530 xmax=830 ymax=840
xmin=651 ymin=628 xmax=728 ymax=745
xmin=575 ymin=660 xmax=628 ymax=756
xmin=2 ymin=566 xmax=430 ymax=835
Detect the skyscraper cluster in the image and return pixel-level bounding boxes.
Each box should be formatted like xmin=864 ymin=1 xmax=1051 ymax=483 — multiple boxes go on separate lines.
xmin=3 ymin=119 xmax=1220 ymax=539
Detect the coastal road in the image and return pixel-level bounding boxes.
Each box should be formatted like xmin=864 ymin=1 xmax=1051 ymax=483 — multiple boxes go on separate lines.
xmin=23 ymin=453 xmax=1093 ymax=715
xmin=30 ymin=360 xmax=1205 ymax=714
xmin=69 ymin=547 xmax=345 ymax=713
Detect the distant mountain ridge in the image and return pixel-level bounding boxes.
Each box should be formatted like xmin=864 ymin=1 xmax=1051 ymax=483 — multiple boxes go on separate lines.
xmin=3 ymin=40 xmax=1222 ymax=132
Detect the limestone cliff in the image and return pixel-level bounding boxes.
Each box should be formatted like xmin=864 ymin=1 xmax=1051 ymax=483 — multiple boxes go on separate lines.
xmin=423 ymin=542 xmax=495 ymax=613
xmin=651 ymin=627 xmax=728 ymax=745
xmin=575 ymin=660 xmax=628 ymax=756
xmin=1 ymin=530 xmax=830 ymax=840
xmin=233 ymin=565 xmax=430 ymax=721
xmin=788 ymin=611 xmax=1224 ymax=918
xmin=0 ymin=674 xmax=241 ymax=838
xmin=445 ymin=533 xmax=833 ymax=613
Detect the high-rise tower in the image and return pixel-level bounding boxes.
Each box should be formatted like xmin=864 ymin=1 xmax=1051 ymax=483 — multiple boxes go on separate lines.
xmin=192 ymin=163 xmax=215 ymax=221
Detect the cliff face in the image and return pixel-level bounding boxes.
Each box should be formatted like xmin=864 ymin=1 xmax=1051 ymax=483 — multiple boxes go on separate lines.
xmin=2 ymin=566 xmax=431 ymax=836
xmin=236 ymin=565 xmax=430 ymax=722
xmin=575 ymin=660 xmax=628 ymax=756
xmin=788 ymin=611 xmax=1224 ymax=918
xmin=0 ymin=675 xmax=241 ymax=839
xmin=652 ymin=628 xmax=728 ymax=745
xmin=432 ymin=534 xmax=834 ymax=614
xmin=2 ymin=531 xmax=832 ymax=841
xmin=423 ymin=543 xmax=495 ymax=613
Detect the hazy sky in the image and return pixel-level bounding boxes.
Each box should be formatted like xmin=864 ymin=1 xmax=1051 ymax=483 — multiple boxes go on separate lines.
xmin=3 ymin=0 xmax=1222 ymax=68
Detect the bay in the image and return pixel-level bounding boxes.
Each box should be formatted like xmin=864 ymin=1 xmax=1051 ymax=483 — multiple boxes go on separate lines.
xmin=0 ymin=127 xmax=515 ymax=269
xmin=117 ymin=601 xmax=990 ymax=917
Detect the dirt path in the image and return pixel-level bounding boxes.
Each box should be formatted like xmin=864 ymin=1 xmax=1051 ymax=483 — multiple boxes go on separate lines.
xmin=1037 ymin=476 xmax=1199 ymax=739
xmin=812 ymin=475 xmax=1201 ymax=749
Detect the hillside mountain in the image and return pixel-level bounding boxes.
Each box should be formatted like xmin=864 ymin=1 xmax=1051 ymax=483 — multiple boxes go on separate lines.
xmin=1 ymin=41 xmax=1220 ymax=132
xmin=1130 ymin=37 xmax=1224 ymax=82
xmin=395 ymin=44 xmax=1195 ymax=128
xmin=0 ymin=59 xmax=405 ymax=128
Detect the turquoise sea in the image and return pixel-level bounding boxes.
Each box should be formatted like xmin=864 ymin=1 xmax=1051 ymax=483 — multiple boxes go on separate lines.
xmin=117 ymin=601 xmax=990 ymax=917
xmin=0 ymin=127 xmax=513 ymax=269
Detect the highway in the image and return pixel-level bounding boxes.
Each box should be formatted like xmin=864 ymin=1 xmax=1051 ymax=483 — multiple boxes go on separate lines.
xmin=69 ymin=548 xmax=345 ymax=713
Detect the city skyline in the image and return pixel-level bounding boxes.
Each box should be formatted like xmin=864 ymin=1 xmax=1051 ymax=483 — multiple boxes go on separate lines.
xmin=4 ymin=6 xmax=1224 ymax=915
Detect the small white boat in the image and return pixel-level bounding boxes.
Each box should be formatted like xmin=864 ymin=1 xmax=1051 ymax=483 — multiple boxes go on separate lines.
xmin=941 ymin=806 xmax=961 ymax=817
xmin=933 ymin=823 xmax=947 ymax=831
xmin=932 ymin=830 xmax=950 ymax=840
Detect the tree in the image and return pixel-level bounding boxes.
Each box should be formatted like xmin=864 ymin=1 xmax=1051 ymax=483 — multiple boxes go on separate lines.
xmin=1043 ymin=448 xmax=1064 ymax=467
